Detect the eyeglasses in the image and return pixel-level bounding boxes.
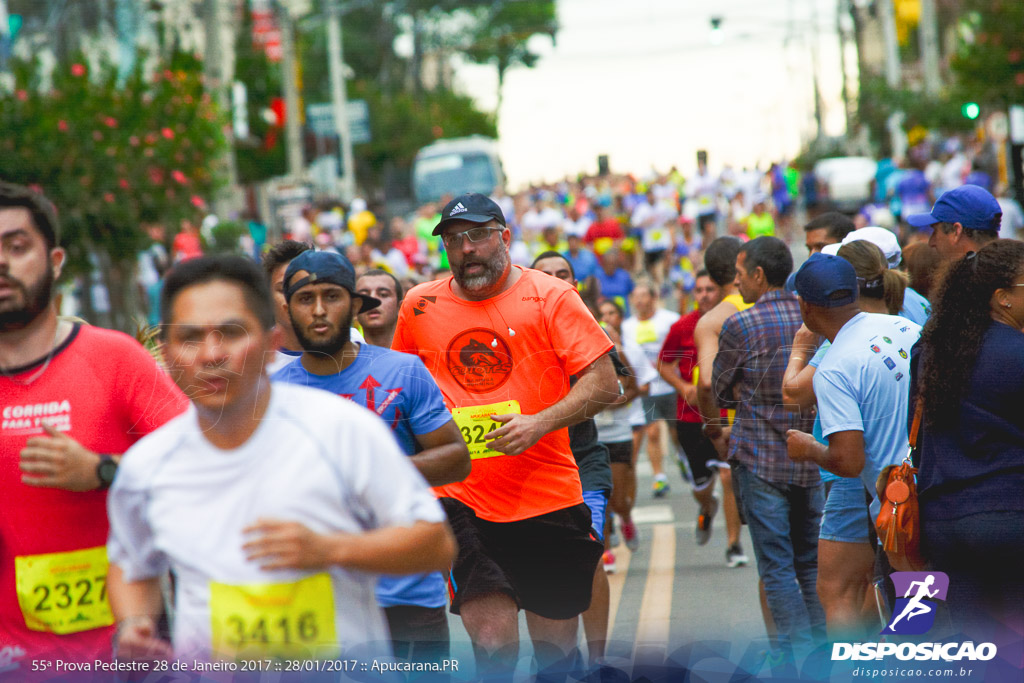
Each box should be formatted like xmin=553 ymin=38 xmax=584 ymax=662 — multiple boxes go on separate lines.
xmin=442 ymin=226 xmax=502 ymax=248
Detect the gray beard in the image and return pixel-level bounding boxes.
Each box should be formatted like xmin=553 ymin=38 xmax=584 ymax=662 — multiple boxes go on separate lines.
xmin=455 ymin=250 xmax=509 ymax=293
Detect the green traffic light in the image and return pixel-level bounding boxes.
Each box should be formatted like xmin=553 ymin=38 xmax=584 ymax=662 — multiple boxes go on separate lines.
xmin=962 ymin=102 xmax=980 ymax=120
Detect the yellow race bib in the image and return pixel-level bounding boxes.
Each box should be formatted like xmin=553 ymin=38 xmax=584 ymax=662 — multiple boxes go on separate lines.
xmin=209 ymin=573 xmax=338 ymax=660
xmin=452 ymin=400 xmax=520 ymax=460
xmin=15 ymin=546 xmax=113 ymax=634
xmin=635 ymin=319 xmax=658 ymax=345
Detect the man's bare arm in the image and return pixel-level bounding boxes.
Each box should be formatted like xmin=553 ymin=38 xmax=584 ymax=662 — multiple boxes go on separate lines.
xmin=694 ymin=301 xmax=738 ymax=431
xmin=486 ymin=353 xmax=619 ymax=456
xmin=411 ymin=421 xmax=471 ymax=486
xmin=786 ymin=429 xmax=866 ymax=478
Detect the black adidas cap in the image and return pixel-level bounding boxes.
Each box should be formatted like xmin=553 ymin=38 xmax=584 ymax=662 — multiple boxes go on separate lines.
xmin=432 ymin=193 xmax=506 ymax=236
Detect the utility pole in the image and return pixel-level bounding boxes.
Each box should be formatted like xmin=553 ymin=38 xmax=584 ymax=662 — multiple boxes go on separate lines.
xmin=204 ymin=0 xmax=241 ymax=216
xmin=836 ymin=0 xmax=854 ymax=138
xmin=326 ymin=0 xmax=355 ymax=201
xmin=808 ymin=0 xmax=824 ymax=143
xmin=879 ymin=0 xmax=906 ymax=160
xmin=918 ymin=0 xmax=941 ymax=97
xmin=278 ymin=1 xmax=304 ymax=179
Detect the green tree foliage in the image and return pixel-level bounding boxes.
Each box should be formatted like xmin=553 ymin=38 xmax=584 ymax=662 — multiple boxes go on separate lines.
xmin=232 ymin=1 xmax=551 ymax=189
xmin=856 ymin=75 xmax=974 ymax=152
xmin=461 ymin=0 xmax=557 ymax=93
xmin=353 ymin=80 xmax=496 ymax=189
xmin=0 ymin=53 xmax=227 ymax=326
xmin=951 ymin=1 xmax=1024 ymax=108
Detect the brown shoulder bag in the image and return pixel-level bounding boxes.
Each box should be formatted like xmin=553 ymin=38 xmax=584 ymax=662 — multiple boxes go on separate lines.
xmin=874 ymin=400 xmax=926 ymax=571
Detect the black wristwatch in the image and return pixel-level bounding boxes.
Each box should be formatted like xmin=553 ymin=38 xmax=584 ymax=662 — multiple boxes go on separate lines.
xmin=96 ymin=455 xmax=118 ymax=490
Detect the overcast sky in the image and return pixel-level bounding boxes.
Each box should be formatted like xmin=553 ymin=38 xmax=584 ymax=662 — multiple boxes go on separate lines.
xmin=451 ymin=0 xmax=848 ymax=188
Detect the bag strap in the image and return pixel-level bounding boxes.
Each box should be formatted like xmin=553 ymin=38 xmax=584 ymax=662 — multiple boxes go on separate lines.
xmin=908 ymin=399 xmax=924 ymax=449
xmin=903 ymin=399 xmax=924 ymax=466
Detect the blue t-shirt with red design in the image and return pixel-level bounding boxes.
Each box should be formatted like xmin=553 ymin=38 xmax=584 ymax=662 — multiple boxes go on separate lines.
xmin=272 ymin=342 xmax=451 ymax=608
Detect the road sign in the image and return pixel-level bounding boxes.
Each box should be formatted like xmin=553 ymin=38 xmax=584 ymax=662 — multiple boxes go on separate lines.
xmin=306 ymin=101 xmax=371 ymax=144
xmin=988 ymin=111 xmax=1008 ymax=143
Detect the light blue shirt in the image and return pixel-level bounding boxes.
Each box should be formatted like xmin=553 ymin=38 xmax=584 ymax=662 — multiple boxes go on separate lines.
xmin=899 ymin=286 xmax=931 ymax=327
xmin=813 ymin=313 xmax=921 ymax=516
xmin=807 ymin=341 xmax=837 ymax=483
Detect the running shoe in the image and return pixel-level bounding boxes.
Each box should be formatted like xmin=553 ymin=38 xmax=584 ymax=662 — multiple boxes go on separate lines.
xmin=652 ymin=475 xmax=670 ymax=498
xmin=602 ymin=550 xmax=617 ymax=573
xmin=621 ymin=519 xmax=639 ymax=552
xmin=726 ymin=543 xmax=749 ymax=568
xmin=695 ymin=495 xmax=719 ymax=546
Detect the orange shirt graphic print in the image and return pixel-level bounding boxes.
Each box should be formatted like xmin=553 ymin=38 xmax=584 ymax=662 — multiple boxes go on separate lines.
xmin=446 ymin=328 xmax=513 ymax=393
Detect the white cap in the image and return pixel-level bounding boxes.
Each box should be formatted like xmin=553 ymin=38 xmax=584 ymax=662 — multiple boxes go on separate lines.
xmin=838 ymin=226 xmax=902 ymax=269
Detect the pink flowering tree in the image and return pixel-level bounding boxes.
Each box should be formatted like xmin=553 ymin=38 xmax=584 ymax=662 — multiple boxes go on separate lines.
xmin=0 ymin=53 xmax=227 ymax=329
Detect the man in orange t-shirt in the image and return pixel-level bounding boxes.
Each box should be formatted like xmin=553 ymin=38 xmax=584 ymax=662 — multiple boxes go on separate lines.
xmin=392 ymin=193 xmax=619 ymax=678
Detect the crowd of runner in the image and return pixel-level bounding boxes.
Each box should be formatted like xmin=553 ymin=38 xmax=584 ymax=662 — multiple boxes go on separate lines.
xmin=1 ymin=152 xmax=1023 ymax=680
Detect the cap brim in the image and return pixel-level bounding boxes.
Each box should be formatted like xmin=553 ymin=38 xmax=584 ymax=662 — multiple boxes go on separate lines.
xmin=905 ymin=212 xmax=938 ymax=228
xmin=432 ymin=213 xmax=503 ymax=236
xmin=356 ymin=294 xmax=382 ymax=312
xmin=785 ymin=272 xmax=798 ymax=294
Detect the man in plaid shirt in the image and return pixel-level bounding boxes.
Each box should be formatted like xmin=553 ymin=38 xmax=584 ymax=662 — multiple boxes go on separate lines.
xmin=709 ymin=236 xmax=824 ymax=655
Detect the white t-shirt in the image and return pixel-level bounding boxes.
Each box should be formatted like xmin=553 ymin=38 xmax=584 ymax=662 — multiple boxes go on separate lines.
xmin=631 ymin=201 xmax=677 ymax=253
xmin=521 ymin=207 xmax=564 ymax=235
xmin=685 ymin=171 xmax=720 ymax=216
xmin=563 ymin=216 xmax=592 ymax=238
xmin=107 ymin=383 xmax=445 ymax=662
xmin=597 ymin=339 xmax=659 ymax=440
xmin=621 ymin=308 xmax=681 ymax=397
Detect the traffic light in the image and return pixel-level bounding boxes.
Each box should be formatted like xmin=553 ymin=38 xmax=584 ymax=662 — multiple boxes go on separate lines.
xmin=710 ymin=16 xmax=723 ymax=45
xmin=962 ymin=102 xmax=980 ymax=120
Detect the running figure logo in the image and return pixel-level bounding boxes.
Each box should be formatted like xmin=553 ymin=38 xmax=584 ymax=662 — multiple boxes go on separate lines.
xmin=882 ymin=572 xmax=949 ymax=635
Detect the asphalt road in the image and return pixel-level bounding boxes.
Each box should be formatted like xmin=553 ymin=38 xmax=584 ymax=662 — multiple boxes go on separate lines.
xmin=443 ymin=437 xmax=771 ymax=680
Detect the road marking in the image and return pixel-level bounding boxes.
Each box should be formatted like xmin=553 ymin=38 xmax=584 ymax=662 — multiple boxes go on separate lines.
xmin=606 ymin=546 xmax=632 ymax=633
xmin=631 ymin=504 xmax=675 ymax=524
xmin=634 ymin=523 xmax=675 ymax=649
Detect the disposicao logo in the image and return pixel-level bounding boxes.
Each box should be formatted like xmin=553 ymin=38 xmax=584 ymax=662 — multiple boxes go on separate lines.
xmin=832 ymin=572 xmax=998 ymax=662
xmin=883 ymin=571 xmax=948 ymax=635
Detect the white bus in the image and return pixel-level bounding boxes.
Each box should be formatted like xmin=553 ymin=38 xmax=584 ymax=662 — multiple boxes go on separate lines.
xmin=412 ymin=136 xmax=505 ymax=205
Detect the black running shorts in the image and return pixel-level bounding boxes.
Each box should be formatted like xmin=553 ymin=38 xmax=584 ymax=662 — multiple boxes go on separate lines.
xmin=440 ymin=497 xmax=604 ymax=621
xmin=675 ymin=421 xmax=724 ymax=490
xmin=604 ymin=440 xmax=633 ymax=465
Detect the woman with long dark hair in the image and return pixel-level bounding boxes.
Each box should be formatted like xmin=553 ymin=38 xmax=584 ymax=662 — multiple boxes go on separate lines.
xmin=914 ymin=239 xmax=1024 ymax=636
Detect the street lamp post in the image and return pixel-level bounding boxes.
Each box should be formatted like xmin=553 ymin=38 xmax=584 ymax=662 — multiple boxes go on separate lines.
xmin=325 ymin=0 xmax=355 ymax=202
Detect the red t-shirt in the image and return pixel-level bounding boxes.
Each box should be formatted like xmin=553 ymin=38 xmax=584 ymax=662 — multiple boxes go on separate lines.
xmin=658 ymin=310 xmax=705 ymax=423
xmin=392 ymin=268 xmax=612 ymax=522
xmin=584 ymin=219 xmax=624 ymax=244
xmin=0 ymin=325 xmax=187 ymax=669
xmin=171 ymin=231 xmax=203 ymax=261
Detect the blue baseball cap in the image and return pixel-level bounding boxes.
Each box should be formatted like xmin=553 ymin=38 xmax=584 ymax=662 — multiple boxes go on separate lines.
xmin=794 ymin=253 xmax=858 ymax=308
xmin=905 ymin=184 xmax=1002 ymax=232
xmin=284 ymin=250 xmax=381 ymax=311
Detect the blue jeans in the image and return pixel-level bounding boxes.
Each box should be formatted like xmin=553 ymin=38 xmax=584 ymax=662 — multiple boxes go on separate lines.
xmin=733 ymin=462 xmax=826 ymax=652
